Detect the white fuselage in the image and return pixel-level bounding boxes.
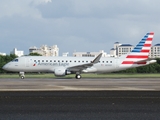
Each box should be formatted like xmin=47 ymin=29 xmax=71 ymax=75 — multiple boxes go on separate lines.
xmin=3 ymin=56 xmax=156 ymax=74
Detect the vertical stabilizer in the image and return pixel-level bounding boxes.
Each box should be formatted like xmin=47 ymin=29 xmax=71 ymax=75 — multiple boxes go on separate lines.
xmin=121 ymin=32 xmax=154 ymax=65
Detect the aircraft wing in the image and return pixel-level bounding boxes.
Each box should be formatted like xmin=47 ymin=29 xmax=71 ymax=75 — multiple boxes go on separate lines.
xmin=67 ymin=53 xmax=102 ymax=72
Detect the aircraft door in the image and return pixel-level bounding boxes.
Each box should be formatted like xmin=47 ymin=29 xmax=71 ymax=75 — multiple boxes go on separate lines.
xmin=115 ymin=58 xmax=119 ymax=68
xmin=25 ymin=58 xmax=30 ymax=67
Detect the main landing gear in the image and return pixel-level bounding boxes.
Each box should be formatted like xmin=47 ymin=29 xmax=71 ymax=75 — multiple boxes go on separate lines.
xmin=19 ymin=72 xmax=25 ymax=79
xmin=75 ymin=74 xmax=81 ymax=79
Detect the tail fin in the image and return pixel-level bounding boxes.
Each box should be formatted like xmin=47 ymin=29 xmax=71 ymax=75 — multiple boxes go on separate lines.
xmin=121 ymin=32 xmax=154 ymax=65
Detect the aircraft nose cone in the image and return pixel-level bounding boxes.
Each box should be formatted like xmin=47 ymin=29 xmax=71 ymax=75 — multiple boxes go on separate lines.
xmin=2 ymin=64 xmax=8 ymax=70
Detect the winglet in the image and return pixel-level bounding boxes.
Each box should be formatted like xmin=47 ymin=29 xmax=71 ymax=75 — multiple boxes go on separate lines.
xmin=91 ymin=53 xmax=103 ymax=64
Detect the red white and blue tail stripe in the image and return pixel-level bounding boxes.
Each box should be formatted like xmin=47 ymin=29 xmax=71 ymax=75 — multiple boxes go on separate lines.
xmin=121 ymin=32 xmax=154 ymax=65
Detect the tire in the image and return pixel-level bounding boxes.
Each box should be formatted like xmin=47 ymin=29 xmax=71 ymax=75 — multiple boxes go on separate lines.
xmin=76 ymin=74 xmax=81 ymax=79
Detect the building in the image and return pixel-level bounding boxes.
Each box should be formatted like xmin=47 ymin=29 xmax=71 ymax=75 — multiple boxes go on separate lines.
xmin=117 ymin=44 xmax=134 ymax=57
xmin=110 ymin=42 xmax=134 ymax=57
xmin=114 ymin=42 xmax=121 ymax=56
xmin=149 ymin=44 xmax=160 ymax=58
xmin=29 ymin=45 xmax=59 ymax=56
xmin=110 ymin=48 xmax=116 ymax=57
xmin=0 ymin=52 xmax=6 ymax=56
xmin=110 ymin=42 xmax=160 ymax=58
xmin=73 ymin=50 xmax=108 ymax=57
xmin=62 ymin=52 xmax=69 ymax=57
xmin=10 ymin=48 xmax=24 ymax=57
xmin=110 ymin=42 xmax=122 ymax=57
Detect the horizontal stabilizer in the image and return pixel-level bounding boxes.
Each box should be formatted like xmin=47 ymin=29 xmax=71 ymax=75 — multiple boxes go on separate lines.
xmin=135 ymin=58 xmax=156 ymax=64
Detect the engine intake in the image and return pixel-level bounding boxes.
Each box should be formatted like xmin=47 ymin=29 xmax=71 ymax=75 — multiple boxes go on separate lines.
xmin=54 ymin=68 xmax=71 ymax=77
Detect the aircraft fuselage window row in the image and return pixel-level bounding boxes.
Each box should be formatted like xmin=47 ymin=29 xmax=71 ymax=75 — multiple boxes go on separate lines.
xmin=33 ymin=60 xmax=113 ymax=64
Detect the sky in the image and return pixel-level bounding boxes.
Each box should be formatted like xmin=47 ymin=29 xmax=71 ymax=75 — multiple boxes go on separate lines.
xmin=0 ymin=0 xmax=160 ymax=56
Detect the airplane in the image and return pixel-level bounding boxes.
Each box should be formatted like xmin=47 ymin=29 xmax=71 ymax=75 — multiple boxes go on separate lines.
xmin=3 ymin=32 xmax=156 ymax=79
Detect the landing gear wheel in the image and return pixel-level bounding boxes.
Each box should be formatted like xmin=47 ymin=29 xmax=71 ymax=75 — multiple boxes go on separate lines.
xmin=19 ymin=72 xmax=25 ymax=79
xmin=75 ymin=74 xmax=81 ymax=79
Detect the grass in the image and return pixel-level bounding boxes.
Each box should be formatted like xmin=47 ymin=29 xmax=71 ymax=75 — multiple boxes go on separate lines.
xmin=0 ymin=73 xmax=160 ymax=78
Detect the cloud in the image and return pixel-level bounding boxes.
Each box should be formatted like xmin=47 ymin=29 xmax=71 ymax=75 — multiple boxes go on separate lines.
xmin=0 ymin=0 xmax=160 ymax=55
xmin=32 ymin=0 xmax=52 ymax=5
xmin=0 ymin=0 xmax=52 ymax=18
xmin=37 ymin=0 xmax=159 ymax=19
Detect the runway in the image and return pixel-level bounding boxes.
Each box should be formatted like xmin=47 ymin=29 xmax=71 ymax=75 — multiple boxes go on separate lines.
xmin=0 ymin=78 xmax=160 ymax=91
xmin=0 ymin=91 xmax=160 ymax=120
xmin=0 ymin=78 xmax=160 ymax=120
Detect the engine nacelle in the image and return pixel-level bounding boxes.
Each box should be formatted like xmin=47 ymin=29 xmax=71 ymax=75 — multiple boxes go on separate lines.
xmin=54 ymin=68 xmax=71 ymax=77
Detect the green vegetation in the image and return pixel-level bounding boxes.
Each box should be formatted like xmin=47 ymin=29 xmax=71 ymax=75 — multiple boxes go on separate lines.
xmin=29 ymin=53 xmax=42 ymax=56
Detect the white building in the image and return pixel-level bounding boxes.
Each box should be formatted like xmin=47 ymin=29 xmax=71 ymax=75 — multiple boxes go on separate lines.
xmin=114 ymin=42 xmax=121 ymax=56
xmin=10 ymin=48 xmax=24 ymax=57
xmin=0 ymin=52 xmax=6 ymax=56
xmin=73 ymin=50 xmax=108 ymax=57
xmin=110 ymin=42 xmax=134 ymax=57
xmin=117 ymin=44 xmax=134 ymax=57
xmin=110 ymin=48 xmax=116 ymax=57
xmin=110 ymin=42 xmax=122 ymax=57
xmin=62 ymin=52 xmax=69 ymax=57
xmin=149 ymin=44 xmax=160 ymax=58
xmin=29 ymin=45 xmax=59 ymax=56
xmin=110 ymin=42 xmax=160 ymax=58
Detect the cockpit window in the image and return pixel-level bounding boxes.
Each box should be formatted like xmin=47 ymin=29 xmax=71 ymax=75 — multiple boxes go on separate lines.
xmin=12 ymin=59 xmax=19 ymax=62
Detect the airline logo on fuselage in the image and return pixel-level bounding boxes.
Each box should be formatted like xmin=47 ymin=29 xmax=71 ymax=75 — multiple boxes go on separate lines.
xmin=33 ymin=62 xmax=69 ymax=67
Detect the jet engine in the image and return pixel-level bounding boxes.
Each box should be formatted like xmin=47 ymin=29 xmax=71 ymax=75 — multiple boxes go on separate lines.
xmin=54 ymin=68 xmax=71 ymax=77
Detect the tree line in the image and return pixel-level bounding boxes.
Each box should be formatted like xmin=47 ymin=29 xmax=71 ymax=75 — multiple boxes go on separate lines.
xmin=1 ymin=54 xmax=160 ymax=73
